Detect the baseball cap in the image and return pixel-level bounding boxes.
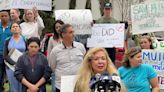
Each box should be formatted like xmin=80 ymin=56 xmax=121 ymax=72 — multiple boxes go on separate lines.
xmin=104 ymin=2 xmax=112 ymax=8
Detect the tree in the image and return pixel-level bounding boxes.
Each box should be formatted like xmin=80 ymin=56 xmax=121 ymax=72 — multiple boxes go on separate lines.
xmin=40 ymin=11 xmax=55 ymax=36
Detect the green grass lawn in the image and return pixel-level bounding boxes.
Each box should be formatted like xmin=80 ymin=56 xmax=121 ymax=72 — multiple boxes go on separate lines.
xmin=46 ymin=84 xmax=51 ymax=92
xmin=4 ymin=83 xmax=51 ymax=92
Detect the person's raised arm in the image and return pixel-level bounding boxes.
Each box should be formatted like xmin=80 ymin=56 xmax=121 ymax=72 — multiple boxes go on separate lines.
xmin=33 ymin=7 xmax=45 ymax=31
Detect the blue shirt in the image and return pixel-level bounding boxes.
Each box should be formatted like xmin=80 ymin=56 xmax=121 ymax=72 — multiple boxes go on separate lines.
xmin=118 ymin=64 xmax=157 ymax=92
xmin=0 ymin=22 xmax=12 ymax=54
xmin=8 ymin=36 xmax=26 ymax=52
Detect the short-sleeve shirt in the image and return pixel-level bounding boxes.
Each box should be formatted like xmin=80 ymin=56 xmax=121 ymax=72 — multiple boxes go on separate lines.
xmin=49 ymin=41 xmax=86 ymax=89
xmin=118 ymin=64 xmax=157 ymax=92
xmin=8 ymin=36 xmax=26 ymax=52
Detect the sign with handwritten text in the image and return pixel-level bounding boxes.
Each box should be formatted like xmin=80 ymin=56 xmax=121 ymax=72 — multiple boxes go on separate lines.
xmin=0 ymin=0 xmax=51 ymax=11
xmin=55 ymin=10 xmax=93 ymax=34
xmin=142 ymin=49 xmax=164 ymax=89
xmin=131 ymin=1 xmax=164 ymax=34
xmin=87 ymin=24 xmax=124 ymax=48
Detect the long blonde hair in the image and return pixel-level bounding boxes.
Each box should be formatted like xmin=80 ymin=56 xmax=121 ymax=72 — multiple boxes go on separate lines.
xmin=74 ymin=48 xmax=118 ymax=92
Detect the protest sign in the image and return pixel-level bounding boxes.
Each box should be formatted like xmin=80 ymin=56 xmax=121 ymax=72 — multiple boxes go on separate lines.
xmin=152 ymin=40 xmax=164 ymax=50
xmin=0 ymin=0 xmax=10 ymax=10
xmin=142 ymin=49 xmax=164 ymax=89
xmin=0 ymin=0 xmax=51 ymax=11
xmin=55 ymin=9 xmax=93 ymax=34
xmin=131 ymin=1 xmax=164 ymax=34
xmin=87 ymin=24 xmax=124 ymax=48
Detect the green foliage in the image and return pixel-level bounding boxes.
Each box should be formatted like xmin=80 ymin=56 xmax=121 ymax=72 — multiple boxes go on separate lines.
xmin=39 ymin=11 xmax=55 ymax=35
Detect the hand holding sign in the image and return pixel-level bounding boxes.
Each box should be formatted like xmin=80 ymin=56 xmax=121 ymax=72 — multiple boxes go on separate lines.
xmin=87 ymin=24 xmax=125 ymax=48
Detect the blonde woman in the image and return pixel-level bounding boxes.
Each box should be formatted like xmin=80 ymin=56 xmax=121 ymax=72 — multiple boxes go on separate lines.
xmin=20 ymin=7 xmax=44 ymax=39
xmin=74 ymin=48 xmax=124 ymax=92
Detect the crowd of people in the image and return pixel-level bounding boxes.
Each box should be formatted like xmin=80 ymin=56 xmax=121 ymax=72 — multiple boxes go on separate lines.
xmin=0 ymin=1 xmax=161 ymax=92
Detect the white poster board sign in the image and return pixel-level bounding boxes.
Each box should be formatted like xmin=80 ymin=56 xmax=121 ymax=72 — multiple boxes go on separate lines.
xmin=131 ymin=1 xmax=164 ymax=34
xmin=55 ymin=10 xmax=93 ymax=34
xmin=0 ymin=0 xmax=10 ymax=10
xmin=0 ymin=0 xmax=51 ymax=11
xmin=61 ymin=75 xmax=77 ymax=92
xmin=142 ymin=49 xmax=164 ymax=89
xmin=87 ymin=24 xmax=125 ymax=48
xmin=145 ymin=0 xmax=164 ymax=3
